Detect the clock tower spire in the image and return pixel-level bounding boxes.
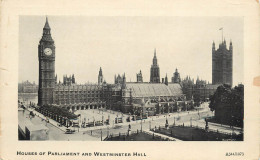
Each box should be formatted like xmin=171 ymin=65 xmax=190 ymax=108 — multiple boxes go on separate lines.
xmin=38 ymin=17 xmax=56 ymax=106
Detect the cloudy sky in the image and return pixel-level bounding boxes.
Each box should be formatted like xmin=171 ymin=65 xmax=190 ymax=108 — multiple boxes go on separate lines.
xmin=19 ymin=16 xmax=243 ymax=85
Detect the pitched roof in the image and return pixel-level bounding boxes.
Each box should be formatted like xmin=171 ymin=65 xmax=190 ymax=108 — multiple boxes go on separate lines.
xmin=126 ymin=83 xmax=183 ymax=97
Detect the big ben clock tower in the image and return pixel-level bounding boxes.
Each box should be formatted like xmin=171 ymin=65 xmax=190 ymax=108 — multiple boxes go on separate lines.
xmin=38 ymin=17 xmax=56 ymax=106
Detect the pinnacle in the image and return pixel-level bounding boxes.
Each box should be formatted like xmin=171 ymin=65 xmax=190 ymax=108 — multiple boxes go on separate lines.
xmin=44 ymin=16 xmax=51 ymax=29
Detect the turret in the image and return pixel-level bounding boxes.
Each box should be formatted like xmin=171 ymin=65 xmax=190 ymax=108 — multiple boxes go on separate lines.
xmin=72 ymin=74 xmax=75 ymax=84
xmin=212 ymin=41 xmax=215 ymax=52
xmin=165 ymin=74 xmax=168 ymax=85
xmin=136 ymin=70 xmax=143 ymax=83
xmin=122 ymin=73 xmax=126 ymax=89
xmin=98 ymin=67 xmax=103 ymax=85
xmin=229 ymin=40 xmax=233 ymax=51
xmin=114 ymin=74 xmax=117 ymax=84
xmin=153 ymin=48 xmax=158 ymax=66
xmin=55 ymin=74 xmax=57 ymax=84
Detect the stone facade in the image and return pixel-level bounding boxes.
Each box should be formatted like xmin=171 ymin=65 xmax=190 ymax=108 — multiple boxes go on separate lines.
xmin=38 ymin=17 xmax=56 ymax=106
xmin=38 ymin=18 xmax=107 ymax=109
xmin=212 ymin=40 xmax=233 ymax=86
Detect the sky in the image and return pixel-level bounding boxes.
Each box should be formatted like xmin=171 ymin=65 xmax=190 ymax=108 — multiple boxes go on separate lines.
xmin=19 ymin=16 xmax=243 ymax=85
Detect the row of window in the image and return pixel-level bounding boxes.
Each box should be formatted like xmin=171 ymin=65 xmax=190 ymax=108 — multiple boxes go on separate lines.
xmin=55 ymin=95 xmax=102 ymax=98
xmin=54 ymin=99 xmax=103 ymax=104
xmin=54 ymin=91 xmax=102 ymax=94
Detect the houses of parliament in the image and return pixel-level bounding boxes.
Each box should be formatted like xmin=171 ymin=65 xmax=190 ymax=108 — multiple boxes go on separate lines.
xmin=38 ymin=18 xmax=233 ymax=113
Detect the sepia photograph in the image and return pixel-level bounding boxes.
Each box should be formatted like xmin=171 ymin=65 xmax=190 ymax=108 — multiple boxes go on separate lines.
xmin=18 ymin=16 xmax=244 ymax=141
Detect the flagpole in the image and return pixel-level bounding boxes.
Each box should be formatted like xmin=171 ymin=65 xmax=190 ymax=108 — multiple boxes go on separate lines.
xmin=222 ymin=28 xmax=223 ymax=43
xmin=219 ymin=27 xmax=223 ymax=43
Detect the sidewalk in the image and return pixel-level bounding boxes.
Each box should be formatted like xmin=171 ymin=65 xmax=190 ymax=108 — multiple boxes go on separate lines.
xmin=26 ymin=106 xmax=211 ymax=133
xmin=186 ymin=119 xmax=242 ymax=134
xmin=208 ymin=122 xmax=242 ymax=130
xmin=27 ymin=108 xmax=68 ymax=132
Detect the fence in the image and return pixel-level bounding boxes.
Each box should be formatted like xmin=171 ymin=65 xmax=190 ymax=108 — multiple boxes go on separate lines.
xmin=103 ymin=129 xmax=173 ymax=141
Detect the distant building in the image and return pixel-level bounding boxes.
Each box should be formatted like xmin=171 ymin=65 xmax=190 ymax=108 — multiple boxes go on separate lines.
xmin=136 ymin=70 xmax=143 ymax=83
xmin=150 ymin=49 xmax=160 ymax=83
xmin=114 ymin=74 xmax=124 ymax=84
xmin=18 ymin=80 xmax=38 ymax=93
xmin=212 ymin=40 xmax=233 ymax=86
xmin=63 ymin=74 xmax=75 ymax=86
xmin=172 ymin=68 xmax=181 ymax=83
xmin=181 ymin=76 xmax=219 ymax=102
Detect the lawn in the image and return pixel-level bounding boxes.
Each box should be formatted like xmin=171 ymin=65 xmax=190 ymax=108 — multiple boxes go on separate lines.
xmin=104 ymin=132 xmax=171 ymax=141
xmin=154 ymin=126 xmax=243 ymax=141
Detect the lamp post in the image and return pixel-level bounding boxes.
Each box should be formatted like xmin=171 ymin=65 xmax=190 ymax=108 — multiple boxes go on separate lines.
xmin=101 ymin=130 xmax=103 ymax=141
xmin=141 ymin=109 xmax=143 ymax=132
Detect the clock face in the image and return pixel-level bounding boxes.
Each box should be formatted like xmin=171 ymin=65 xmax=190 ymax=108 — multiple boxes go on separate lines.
xmin=44 ymin=48 xmax=52 ymax=56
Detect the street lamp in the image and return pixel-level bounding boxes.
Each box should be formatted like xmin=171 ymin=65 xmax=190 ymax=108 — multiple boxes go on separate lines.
xmin=141 ymin=109 xmax=143 ymax=132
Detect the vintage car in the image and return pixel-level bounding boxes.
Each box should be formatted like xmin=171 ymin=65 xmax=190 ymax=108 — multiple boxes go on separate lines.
xmin=65 ymin=129 xmax=75 ymax=134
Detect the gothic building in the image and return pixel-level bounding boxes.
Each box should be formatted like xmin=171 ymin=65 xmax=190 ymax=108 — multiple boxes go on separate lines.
xmin=38 ymin=18 xmax=106 ymax=109
xmin=172 ymin=68 xmax=181 ymax=83
xmin=150 ymin=49 xmax=160 ymax=83
xmin=136 ymin=70 xmax=143 ymax=83
xmin=63 ymin=74 xmax=75 ymax=86
xmin=212 ymin=40 xmax=233 ymax=86
xmin=181 ymin=75 xmax=219 ymax=102
xmin=37 ymin=18 xmax=198 ymax=114
xmin=38 ymin=17 xmax=56 ymax=106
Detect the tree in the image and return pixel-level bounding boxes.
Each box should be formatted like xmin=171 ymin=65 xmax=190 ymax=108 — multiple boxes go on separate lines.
xmin=209 ymin=84 xmax=244 ymax=127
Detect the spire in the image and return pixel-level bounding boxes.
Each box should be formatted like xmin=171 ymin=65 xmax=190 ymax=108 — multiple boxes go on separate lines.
xmin=229 ymin=39 xmax=233 ymax=51
xmin=153 ymin=49 xmax=158 ymax=65
xmin=41 ymin=16 xmax=53 ymax=42
xmin=165 ymin=73 xmax=168 ymax=85
xmin=99 ymin=67 xmax=103 ymax=76
xmin=44 ymin=16 xmax=50 ymax=29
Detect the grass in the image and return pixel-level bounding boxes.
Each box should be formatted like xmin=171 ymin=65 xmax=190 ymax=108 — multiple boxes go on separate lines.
xmin=154 ymin=126 xmax=243 ymax=141
xmin=105 ymin=132 xmax=170 ymax=141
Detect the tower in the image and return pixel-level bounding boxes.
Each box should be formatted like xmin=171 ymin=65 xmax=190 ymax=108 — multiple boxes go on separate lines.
xmin=165 ymin=74 xmax=168 ymax=85
xmin=212 ymin=39 xmax=233 ymax=86
xmin=136 ymin=70 xmax=143 ymax=83
xmin=38 ymin=17 xmax=56 ymax=106
xmin=172 ymin=68 xmax=181 ymax=83
xmin=122 ymin=73 xmax=126 ymax=89
xmin=150 ymin=49 xmax=160 ymax=83
xmin=72 ymin=74 xmax=75 ymax=84
xmin=98 ymin=67 xmax=103 ymax=85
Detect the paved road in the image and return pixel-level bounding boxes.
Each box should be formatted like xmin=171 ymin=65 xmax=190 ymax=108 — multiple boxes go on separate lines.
xmin=20 ymin=109 xmax=98 ymax=141
xmin=20 ymin=102 xmax=240 ymax=141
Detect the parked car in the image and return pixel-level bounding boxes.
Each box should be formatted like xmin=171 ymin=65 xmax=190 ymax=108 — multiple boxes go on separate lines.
xmin=65 ymin=129 xmax=75 ymax=134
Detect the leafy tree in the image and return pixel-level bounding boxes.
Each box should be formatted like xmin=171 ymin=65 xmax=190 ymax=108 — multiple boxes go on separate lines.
xmin=209 ymin=84 xmax=244 ymax=127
